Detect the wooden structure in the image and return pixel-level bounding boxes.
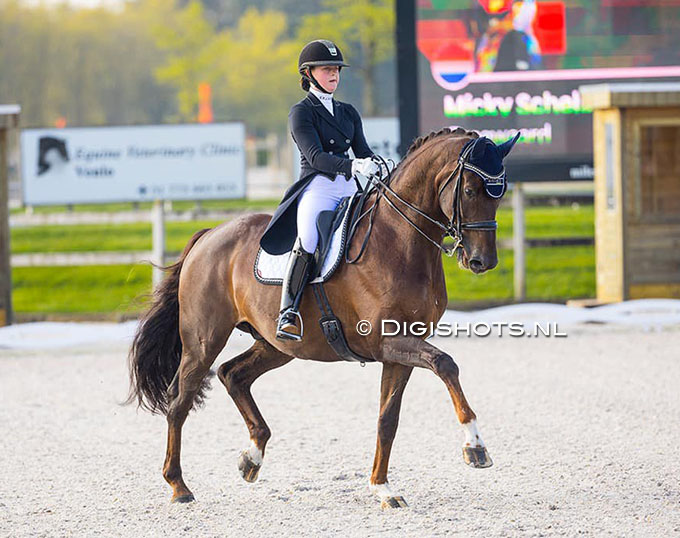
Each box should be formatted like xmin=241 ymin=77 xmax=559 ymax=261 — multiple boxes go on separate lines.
xmin=0 ymin=105 xmax=20 ymax=326
xmin=581 ymin=83 xmax=680 ymax=302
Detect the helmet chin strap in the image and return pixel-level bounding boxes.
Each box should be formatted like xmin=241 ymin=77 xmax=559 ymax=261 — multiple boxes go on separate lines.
xmin=304 ymin=68 xmax=333 ymax=94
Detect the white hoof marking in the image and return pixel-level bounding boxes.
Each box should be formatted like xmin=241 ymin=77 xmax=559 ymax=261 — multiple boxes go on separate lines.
xmin=246 ymin=439 xmax=263 ymax=465
xmin=463 ymin=419 xmax=485 ymax=448
xmin=370 ymin=481 xmax=396 ymax=502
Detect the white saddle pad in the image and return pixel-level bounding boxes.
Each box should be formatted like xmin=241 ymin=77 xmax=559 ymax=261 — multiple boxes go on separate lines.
xmin=254 ymin=193 xmax=357 ymax=285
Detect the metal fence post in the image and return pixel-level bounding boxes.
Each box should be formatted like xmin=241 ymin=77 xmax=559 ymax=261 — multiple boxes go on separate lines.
xmin=513 ymin=182 xmax=526 ymax=301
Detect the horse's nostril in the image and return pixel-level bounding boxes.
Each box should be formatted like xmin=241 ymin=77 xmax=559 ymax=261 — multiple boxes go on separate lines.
xmin=469 ymin=258 xmax=484 ymax=271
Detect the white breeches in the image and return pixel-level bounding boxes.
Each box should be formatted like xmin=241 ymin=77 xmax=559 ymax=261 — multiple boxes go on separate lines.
xmin=297 ymin=173 xmax=357 ymax=253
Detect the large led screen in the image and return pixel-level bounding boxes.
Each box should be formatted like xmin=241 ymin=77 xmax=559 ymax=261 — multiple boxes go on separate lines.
xmin=417 ymin=0 xmax=680 ymax=181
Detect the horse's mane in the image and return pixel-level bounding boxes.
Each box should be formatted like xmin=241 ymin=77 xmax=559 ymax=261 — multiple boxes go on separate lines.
xmin=405 ymin=127 xmax=478 ymax=157
xmin=393 ymin=127 xmax=479 ymax=173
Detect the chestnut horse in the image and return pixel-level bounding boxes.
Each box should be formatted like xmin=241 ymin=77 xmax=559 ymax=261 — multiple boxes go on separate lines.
xmin=127 ymin=127 xmax=510 ymax=508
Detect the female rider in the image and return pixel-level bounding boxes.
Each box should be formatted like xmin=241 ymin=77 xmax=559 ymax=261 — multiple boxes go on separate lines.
xmin=259 ymin=39 xmax=380 ymax=341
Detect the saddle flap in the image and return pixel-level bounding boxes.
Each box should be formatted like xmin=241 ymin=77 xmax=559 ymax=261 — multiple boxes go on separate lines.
xmin=314 ymin=196 xmax=351 ymax=274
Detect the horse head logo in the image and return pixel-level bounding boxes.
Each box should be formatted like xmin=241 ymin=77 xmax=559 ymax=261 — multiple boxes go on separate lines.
xmin=37 ymin=136 xmax=70 ymax=176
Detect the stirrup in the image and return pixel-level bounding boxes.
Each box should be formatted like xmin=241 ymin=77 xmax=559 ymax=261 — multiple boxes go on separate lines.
xmin=276 ymin=309 xmax=304 ymax=341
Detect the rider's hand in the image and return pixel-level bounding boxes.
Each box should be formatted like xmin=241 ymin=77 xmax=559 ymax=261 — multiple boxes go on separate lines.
xmin=351 ymin=157 xmax=380 ymax=179
xmin=373 ymin=155 xmax=393 ymax=177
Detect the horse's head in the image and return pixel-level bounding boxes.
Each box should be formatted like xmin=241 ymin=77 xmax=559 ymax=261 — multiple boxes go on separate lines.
xmin=437 ymin=133 xmax=520 ymax=274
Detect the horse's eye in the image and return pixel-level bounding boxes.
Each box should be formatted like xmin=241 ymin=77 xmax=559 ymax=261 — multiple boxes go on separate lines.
xmin=464 ymin=187 xmax=474 ymax=197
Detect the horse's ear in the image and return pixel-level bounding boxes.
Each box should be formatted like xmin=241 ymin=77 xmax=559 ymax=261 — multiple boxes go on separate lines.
xmin=470 ymin=137 xmax=486 ymax=160
xmin=498 ymin=132 xmax=520 ymax=159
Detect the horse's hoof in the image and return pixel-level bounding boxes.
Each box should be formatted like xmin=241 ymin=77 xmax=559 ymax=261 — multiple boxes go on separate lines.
xmin=171 ymin=493 xmax=195 ymax=503
xmin=238 ymin=450 xmax=261 ymax=483
xmin=463 ymin=446 xmax=493 ymax=468
xmin=381 ymin=496 xmax=409 ymax=509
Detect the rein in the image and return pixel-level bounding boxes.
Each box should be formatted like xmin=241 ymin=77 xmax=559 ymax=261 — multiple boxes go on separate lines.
xmin=346 ymin=140 xmax=500 ymax=264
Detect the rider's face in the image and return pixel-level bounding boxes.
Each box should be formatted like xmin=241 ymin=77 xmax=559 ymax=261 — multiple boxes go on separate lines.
xmin=309 ymin=65 xmax=340 ymax=93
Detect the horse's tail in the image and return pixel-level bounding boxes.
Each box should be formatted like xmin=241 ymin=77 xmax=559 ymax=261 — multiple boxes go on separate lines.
xmin=125 ymin=228 xmax=212 ymax=415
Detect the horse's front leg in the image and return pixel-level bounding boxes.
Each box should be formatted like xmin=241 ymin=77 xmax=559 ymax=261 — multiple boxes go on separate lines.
xmin=379 ymin=335 xmax=493 ymax=469
xmin=370 ymin=362 xmax=412 ymax=509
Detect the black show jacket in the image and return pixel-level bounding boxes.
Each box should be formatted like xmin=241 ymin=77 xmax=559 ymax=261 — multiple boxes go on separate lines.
xmin=259 ymin=92 xmax=374 ymax=255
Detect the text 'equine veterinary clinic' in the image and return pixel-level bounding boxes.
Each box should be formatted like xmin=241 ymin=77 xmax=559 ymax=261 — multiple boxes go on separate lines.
xmin=21 ymin=123 xmax=246 ymax=205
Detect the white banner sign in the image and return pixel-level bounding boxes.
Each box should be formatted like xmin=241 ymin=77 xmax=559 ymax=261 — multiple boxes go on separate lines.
xmin=21 ymin=123 xmax=246 ymax=205
xmin=361 ymin=117 xmax=400 ymax=164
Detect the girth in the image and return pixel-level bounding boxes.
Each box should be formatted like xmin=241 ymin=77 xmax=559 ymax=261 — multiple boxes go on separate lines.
xmin=311 ymin=282 xmax=374 ymax=365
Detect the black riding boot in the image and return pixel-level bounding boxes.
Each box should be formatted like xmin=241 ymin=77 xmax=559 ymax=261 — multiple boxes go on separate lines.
xmin=276 ymin=237 xmax=315 ymax=341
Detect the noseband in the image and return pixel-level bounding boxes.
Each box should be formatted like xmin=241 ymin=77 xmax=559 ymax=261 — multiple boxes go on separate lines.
xmin=346 ymin=138 xmax=504 ymax=263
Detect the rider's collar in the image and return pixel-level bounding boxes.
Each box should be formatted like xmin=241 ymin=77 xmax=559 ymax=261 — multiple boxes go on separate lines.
xmin=309 ymin=86 xmax=334 ymax=102
xmin=309 ymin=86 xmax=334 ymax=116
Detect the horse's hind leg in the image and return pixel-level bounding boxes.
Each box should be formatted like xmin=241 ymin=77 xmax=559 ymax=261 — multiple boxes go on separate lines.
xmin=163 ymin=323 xmax=233 ymax=503
xmin=217 ymin=340 xmax=293 ymax=483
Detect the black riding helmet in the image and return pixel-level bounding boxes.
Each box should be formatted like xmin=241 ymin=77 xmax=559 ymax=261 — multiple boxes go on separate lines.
xmin=298 ymin=39 xmax=349 ymax=93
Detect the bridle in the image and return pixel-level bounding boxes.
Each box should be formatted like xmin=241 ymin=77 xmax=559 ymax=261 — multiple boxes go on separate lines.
xmin=346 ymin=138 xmax=505 ymax=263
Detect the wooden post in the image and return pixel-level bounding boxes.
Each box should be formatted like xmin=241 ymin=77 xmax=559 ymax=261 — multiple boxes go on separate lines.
xmin=0 ymin=128 xmax=11 ymax=325
xmin=152 ymin=199 xmax=166 ymax=288
xmin=0 ymin=107 xmax=19 ymax=326
xmin=513 ymin=182 xmax=526 ymax=301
